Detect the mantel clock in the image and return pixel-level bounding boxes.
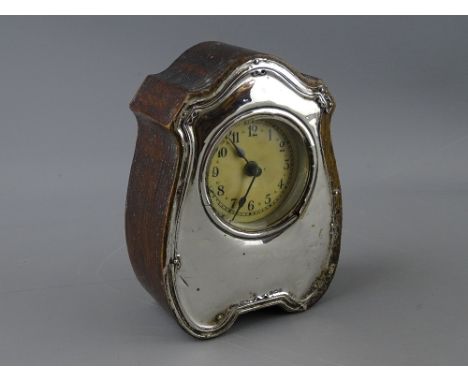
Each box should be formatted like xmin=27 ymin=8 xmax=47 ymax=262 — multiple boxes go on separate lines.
xmin=126 ymin=41 xmax=342 ymax=339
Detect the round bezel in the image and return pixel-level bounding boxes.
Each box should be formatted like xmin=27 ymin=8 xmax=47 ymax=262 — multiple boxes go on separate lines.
xmin=200 ymin=107 xmax=317 ymax=240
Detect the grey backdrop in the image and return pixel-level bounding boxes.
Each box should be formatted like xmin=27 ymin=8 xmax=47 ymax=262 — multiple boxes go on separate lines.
xmin=0 ymin=16 xmax=467 ymax=365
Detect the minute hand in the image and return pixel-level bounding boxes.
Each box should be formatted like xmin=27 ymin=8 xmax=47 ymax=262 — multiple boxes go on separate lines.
xmin=231 ymin=175 xmax=257 ymax=222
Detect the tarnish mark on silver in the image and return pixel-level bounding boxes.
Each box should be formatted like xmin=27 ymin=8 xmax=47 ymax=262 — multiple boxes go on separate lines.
xmin=239 ymin=288 xmax=283 ymax=306
xmin=315 ymin=85 xmax=334 ymax=113
xmin=251 ymin=68 xmax=267 ymax=77
xmin=185 ymin=110 xmax=199 ymax=126
xmin=170 ymin=253 xmax=181 ymax=270
xmin=180 ymin=275 xmax=189 ymax=287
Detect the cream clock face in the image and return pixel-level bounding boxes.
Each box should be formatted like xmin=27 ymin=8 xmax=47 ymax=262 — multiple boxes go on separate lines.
xmin=204 ymin=116 xmax=311 ymax=233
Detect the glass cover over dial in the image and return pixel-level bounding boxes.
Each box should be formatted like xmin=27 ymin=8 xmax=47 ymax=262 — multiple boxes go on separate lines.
xmin=204 ymin=116 xmax=311 ymax=234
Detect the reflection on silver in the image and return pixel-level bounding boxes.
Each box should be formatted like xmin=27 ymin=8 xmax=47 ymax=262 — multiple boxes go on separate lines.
xmin=163 ymin=58 xmax=339 ymax=338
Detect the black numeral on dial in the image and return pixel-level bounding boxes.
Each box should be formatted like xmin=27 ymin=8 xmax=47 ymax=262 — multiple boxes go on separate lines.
xmin=229 ymin=131 xmax=240 ymax=143
xmin=217 ymin=147 xmax=228 ymax=158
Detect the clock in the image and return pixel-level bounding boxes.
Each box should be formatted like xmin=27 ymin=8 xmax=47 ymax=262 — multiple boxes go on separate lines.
xmin=126 ymin=41 xmax=342 ymax=339
xmin=203 ymin=115 xmax=313 ymax=238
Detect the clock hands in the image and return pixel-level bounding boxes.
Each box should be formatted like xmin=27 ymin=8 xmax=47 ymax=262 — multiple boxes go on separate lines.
xmin=231 ymin=161 xmax=263 ymax=222
xmin=224 ymin=134 xmax=263 ymax=222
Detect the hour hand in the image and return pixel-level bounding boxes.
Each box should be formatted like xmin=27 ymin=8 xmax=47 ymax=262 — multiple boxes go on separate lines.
xmin=228 ymin=138 xmax=249 ymax=163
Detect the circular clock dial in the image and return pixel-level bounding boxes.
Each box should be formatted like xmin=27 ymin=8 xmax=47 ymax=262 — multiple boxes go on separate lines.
xmin=204 ymin=116 xmax=311 ymax=233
